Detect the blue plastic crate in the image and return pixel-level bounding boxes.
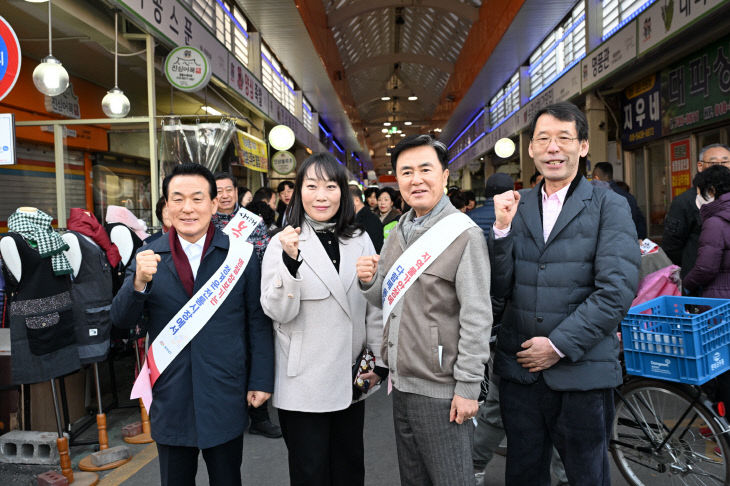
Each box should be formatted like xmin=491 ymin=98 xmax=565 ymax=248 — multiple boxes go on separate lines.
xmin=621 ymin=296 xmax=730 ymax=385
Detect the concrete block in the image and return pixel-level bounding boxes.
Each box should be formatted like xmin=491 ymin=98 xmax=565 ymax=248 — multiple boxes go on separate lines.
xmin=0 ymin=430 xmax=66 ymax=465
xmin=36 ymin=470 xmax=68 ymax=486
xmin=121 ymin=421 xmax=142 ymax=437
xmin=89 ymin=445 xmax=131 ymax=466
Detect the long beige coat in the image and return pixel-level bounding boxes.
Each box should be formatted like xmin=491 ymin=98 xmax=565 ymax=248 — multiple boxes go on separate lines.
xmin=260 ymin=223 xmax=383 ymax=412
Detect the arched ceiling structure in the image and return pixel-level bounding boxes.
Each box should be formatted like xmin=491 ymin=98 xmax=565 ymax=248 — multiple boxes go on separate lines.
xmin=322 ymin=0 xmax=481 ymax=173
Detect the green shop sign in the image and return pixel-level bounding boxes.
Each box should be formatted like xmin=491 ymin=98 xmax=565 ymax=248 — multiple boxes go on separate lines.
xmin=661 ymin=35 xmax=730 ymax=136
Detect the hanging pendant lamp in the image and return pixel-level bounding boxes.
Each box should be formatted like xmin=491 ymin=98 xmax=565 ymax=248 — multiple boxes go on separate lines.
xmin=32 ymin=0 xmax=70 ymax=96
xmin=101 ymin=11 xmax=130 ymax=118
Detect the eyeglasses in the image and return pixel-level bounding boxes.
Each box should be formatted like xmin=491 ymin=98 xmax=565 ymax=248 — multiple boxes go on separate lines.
xmin=531 ymin=136 xmax=579 ymax=148
xmin=699 ymin=160 xmax=730 ymax=166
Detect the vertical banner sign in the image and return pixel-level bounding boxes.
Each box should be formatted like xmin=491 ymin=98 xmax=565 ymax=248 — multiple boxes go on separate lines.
xmin=661 ymin=35 xmax=730 ymax=136
xmin=233 ymin=130 xmax=268 ymax=172
xmin=621 ymin=75 xmax=662 ymax=147
xmin=670 ymin=139 xmax=692 ymax=199
xmin=0 ymin=16 xmax=21 ymax=102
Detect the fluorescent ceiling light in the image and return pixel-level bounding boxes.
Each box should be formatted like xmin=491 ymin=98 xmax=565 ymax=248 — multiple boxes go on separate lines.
xmin=383 ymin=122 xmax=391 ymax=126
xmin=381 ymin=128 xmax=388 ymax=133
xmin=381 ymin=96 xmax=391 ymax=101
xmin=404 ymin=121 xmax=412 ymax=126
xmin=202 ymin=105 xmax=222 ymax=116
xmin=408 ymin=96 xmax=418 ymax=101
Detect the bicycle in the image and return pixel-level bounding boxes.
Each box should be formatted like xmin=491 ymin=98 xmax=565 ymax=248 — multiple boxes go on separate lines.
xmin=610 ymin=296 xmax=730 ymax=485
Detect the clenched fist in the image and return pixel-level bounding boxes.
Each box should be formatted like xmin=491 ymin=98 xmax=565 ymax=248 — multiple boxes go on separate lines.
xmin=279 ymin=226 xmax=301 ymax=260
xmin=357 ymin=255 xmax=380 ymax=284
xmin=134 ymin=249 xmax=161 ymax=291
xmin=493 ymin=190 xmax=521 ymax=230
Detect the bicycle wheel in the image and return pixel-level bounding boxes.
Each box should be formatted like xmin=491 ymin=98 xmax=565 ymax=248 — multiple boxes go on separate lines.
xmin=611 ymin=379 xmax=730 ymax=485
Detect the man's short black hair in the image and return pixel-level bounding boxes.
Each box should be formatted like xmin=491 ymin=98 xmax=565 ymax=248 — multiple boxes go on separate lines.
xmin=593 ymin=162 xmax=614 ymax=181
xmin=253 ymin=187 xmax=276 ymax=203
xmin=277 ymin=180 xmax=295 ymax=193
xmin=349 ymin=185 xmax=363 ymax=201
xmin=463 ymin=190 xmax=475 ymax=204
xmin=155 ymin=195 xmax=166 ymax=223
xmin=529 ymin=101 xmax=588 ymax=142
xmin=449 ymin=192 xmax=466 ymax=210
xmin=529 ymin=170 xmax=541 ymax=185
xmin=390 ymin=134 xmax=448 ymax=172
xmin=162 ymin=163 xmax=217 ymax=200
xmin=214 ymin=172 xmax=236 ymax=189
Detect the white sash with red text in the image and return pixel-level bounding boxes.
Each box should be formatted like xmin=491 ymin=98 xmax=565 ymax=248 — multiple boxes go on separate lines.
xmin=381 ymin=212 xmax=476 ymax=325
xmin=131 ymin=208 xmax=262 ymax=411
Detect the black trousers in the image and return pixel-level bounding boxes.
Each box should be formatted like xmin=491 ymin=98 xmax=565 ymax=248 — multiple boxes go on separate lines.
xmin=277 ymin=400 xmax=365 ymax=486
xmin=500 ymin=376 xmax=614 ymax=486
xmin=157 ymin=435 xmax=243 ymax=486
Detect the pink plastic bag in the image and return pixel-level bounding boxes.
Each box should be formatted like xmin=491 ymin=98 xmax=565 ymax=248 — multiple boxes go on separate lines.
xmin=631 ymin=264 xmax=681 ymax=308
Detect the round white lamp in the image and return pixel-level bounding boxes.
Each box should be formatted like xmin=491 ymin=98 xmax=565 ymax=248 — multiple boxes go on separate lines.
xmin=101 ymin=87 xmax=130 ymax=118
xmin=32 ymin=55 xmax=69 ymax=96
xmin=494 ymin=137 xmax=516 ymax=158
xmin=269 ymin=124 xmax=295 ymax=151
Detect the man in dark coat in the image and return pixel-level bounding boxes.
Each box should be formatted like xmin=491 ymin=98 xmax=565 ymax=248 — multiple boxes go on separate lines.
xmin=490 ymin=102 xmax=640 ymax=485
xmin=662 ymin=143 xmax=730 ymax=280
xmin=469 ymin=173 xmax=514 ymax=240
xmin=111 ymin=163 xmax=274 ymax=486
xmin=591 ymin=161 xmax=647 ymax=239
xmin=349 ymin=184 xmax=384 ymax=252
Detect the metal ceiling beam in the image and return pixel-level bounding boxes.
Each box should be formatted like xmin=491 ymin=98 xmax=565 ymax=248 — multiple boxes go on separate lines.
xmin=327 ymin=0 xmax=479 ymax=27
xmin=347 ymin=53 xmax=454 ymax=76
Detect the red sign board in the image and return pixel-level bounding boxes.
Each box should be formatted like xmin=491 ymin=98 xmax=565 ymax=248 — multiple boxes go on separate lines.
xmin=670 ymin=139 xmax=692 ymax=199
xmin=0 ymin=16 xmax=21 ymax=102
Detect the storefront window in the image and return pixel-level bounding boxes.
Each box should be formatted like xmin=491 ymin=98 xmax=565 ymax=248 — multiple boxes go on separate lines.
xmin=631 ymin=148 xmax=648 ymax=231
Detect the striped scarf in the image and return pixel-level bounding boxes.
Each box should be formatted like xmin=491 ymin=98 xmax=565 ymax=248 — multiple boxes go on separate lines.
xmin=7 ymin=209 xmax=72 ymax=276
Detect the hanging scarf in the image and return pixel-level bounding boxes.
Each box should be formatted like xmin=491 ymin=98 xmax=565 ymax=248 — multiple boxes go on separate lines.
xmin=304 ymin=214 xmax=336 ymax=233
xmin=7 ymin=209 xmax=72 ymax=276
xmin=106 ymin=205 xmax=149 ymax=241
xmin=67 ymin=208 xmax=122 ymax=268
xmin=168 ymin=223 xmax=216 ymax=297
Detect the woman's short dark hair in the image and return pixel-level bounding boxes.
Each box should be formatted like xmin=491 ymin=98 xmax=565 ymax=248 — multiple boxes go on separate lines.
xmin=376 ymin=187 xmax=399 ymax=208
xmin=363 ymin=187 xmax=379 ymax=200
xmin=253 ymin=186 xmax=276 ymax=203
xmin=162 ymin=163 xmax=217 ymax=200
xmin=277 ymin=180 xmax=295 ymax=193
xmin=529 ymin=101 xmax=589 ymax=141
xmin=286 ymin=152 xmax=359 ymax=239
xmin=694 ymin=165 xmax=730 ymax=200
xmin=155 ymin=196 xmax=166 ymax=223
xmin=390 ymin=134 xmax=448 ymax=172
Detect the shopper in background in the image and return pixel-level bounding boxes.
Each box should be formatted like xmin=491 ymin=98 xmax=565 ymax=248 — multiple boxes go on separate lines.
xmin=663 ymin=144 xmax=730 ymax=280
xmin=239 ymin=186 xmax=254 ymax=207
xmin=364 ymin=187 xmax=379 ymax=213
xmin=376 ymin=186 xmax=401 ymax=240
xmin=592 ymin=162 xmax=647 ymax=240
xmin=261 ymin=152 xmax=385 ymax=486
xmin=276 ymin=180 xmax=295 ymax=227
xmin=350 ymin=185 xmax=384 ymax=253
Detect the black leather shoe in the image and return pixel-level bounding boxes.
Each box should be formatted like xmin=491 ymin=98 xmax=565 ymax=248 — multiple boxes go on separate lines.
xmin=249 ymin=419 xmax=282 ymax=438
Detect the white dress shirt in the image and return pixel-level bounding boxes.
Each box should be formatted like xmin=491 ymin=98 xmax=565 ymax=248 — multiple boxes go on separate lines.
xmin=178 ymin=233 xmax=206 ymax=278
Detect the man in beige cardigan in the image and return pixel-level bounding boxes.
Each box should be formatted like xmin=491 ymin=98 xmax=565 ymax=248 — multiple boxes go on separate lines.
xmin=357 ymin=134 xmax=492 ymax=486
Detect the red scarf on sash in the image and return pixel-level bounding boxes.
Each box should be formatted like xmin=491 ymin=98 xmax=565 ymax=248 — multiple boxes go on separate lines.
xmin=67 ymin=208 xmax=122 ymax=268
xmin=168 ymin=223 xmax=216 ymax=297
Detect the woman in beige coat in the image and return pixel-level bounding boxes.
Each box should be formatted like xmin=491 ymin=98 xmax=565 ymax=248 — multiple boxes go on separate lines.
xmin=260 ymin=152 xmax=385 ymax=486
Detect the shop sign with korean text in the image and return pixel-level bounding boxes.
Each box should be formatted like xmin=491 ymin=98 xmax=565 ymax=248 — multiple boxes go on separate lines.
xmin=228 ymin=55 xmax=268 ymax=117
xmin=0 ymin=15 xmax=21 ymax=102
xmin=271 ymin=151 xmax=296 ymax=176
xmin=621 ymin=75 xmax=661 ymax=147
xmin=165 ymin=46 xmax=211 ymax=92
xmin=233 ymin=130 xmax=267 ymax=172
xmin=581 ymin=21 xmax=637 ymax=91
xmin=44 ymin=83 xmax=80 ymax=119
xmin=661 ymin=35 xmax=730 ymax=136
xmin=670 ymin=138 xmax=692 ymax=198
xmin=117 ymin=0 xmax=228 ymax=81
xmin=638 ymin=0 xmax=727 ymax=55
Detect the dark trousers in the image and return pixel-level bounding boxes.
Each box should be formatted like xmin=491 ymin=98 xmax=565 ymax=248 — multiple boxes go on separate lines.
xmin=499 ymin=377 xmax=613 ymax=486
xmin=392 ymin=389 xmax=474 ymax=486
xmin=277 ymin=400 xmax=365 ymax=486
xmin=156 ymin=435 xmax=243 ymax=486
